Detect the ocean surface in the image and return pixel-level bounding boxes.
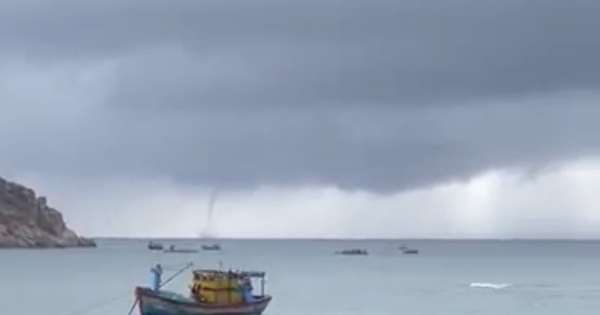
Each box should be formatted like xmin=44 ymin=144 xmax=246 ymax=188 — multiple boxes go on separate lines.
xmin=2 ymin=239 xmax=600 ymax=315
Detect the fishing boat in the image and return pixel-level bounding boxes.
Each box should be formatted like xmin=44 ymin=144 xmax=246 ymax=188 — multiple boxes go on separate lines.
xmin=148 ymin=242 xmax=164 ymax=251
xmin=399 ymin=245 xmax=419 ymax=254
xmin=136 ymin=269 xmax=272 ymax=315
xmin=163 ymin=245 xmax=199 ymax=254
xmin=201 ymin=244 xmax=221 ymax=251
xmin=336 ymin=249 xmax=368 ymax=255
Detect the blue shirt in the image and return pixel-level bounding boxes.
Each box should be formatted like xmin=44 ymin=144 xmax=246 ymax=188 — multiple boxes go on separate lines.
xmin=151 ymin=266 xmax=163 ymax=291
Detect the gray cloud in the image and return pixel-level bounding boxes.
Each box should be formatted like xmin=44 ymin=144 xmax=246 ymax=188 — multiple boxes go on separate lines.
xmin=0 ymin=0 xmax=599 ymax=192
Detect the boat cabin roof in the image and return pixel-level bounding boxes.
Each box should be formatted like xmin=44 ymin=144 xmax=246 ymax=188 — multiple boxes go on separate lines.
xmin=192 ymin=269 xmax=266 ymax=279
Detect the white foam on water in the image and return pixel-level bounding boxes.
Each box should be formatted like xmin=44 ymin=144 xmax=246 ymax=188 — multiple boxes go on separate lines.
xmin=469 ymin=282 xmax=511 ymax=289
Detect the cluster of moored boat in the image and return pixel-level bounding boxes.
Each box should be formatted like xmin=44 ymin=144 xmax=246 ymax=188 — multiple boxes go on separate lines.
xmin=336 ymin=244 xmax=419 ymax=256
xmin=149 ymin=240 xmax=419 ymax=256
xmin=147 ymin=241 xmax=222 ymax=253
xmin=123 ymin=241 xmax=420 ymax=315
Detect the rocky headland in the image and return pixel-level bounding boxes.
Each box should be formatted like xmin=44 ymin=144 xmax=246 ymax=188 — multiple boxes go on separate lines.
xmin=0 ymin=176 xmax=96 ymax=248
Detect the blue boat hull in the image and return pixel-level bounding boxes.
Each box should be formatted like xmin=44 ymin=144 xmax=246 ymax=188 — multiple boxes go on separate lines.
xmin=136 ymin=287 xmax=271 ymax=315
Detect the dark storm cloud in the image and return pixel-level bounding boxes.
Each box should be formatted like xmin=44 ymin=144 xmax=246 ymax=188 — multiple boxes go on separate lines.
xmin=0 ymin=0 xmax=599 ymax=191
xmin=2 ymin=0 xmax=600 ymax=106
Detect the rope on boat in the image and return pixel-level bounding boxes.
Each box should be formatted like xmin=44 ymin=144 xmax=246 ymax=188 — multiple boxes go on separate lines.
xmin=125 ymin=298 xmax=138 ymax=315
xmin=57 ymin=262 xmax=194 ymax=315
xmin=160 ymin=262 xmax=194 ymax=287
xmin=60 ymin=290 xmax=132 ymax=315
xmin=126 ymin=262 xmax=194 ymax=315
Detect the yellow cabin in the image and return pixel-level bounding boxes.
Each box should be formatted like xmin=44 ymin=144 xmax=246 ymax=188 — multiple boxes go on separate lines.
xmin=189 ymin=269 xmax=266 ymax=305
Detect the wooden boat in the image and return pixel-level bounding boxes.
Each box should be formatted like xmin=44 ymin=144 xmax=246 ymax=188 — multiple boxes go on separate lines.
xmin=163 ymin=245 xmax=199 ymax=254
xmin=201 ymin=244 xmax=221 ymax=251
xmin=148 ymin=242 xmax=164 ymax=251
xmin=399 ymin=245 xmax=419 ymax=254
xmin=336 ymin=249 xmax=368 ymax=255
xmin=136 ymin=269 xmax=272 ymax=315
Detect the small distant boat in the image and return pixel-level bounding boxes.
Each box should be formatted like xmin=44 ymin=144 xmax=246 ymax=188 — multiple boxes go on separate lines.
xmin=336 ymin=249 xmax=368 ymax=255
xmin=163 ymin=245 xmax=199 ymax=254
xmin=147 ymin=242 xmax=164 ymax=251
xmin=399 ymin=245 xmax=419 ymax=254
xmin=201 ymin=244 xmax=221 ymax=251
xmin=136 ymin=268 xmax=272 ymax=315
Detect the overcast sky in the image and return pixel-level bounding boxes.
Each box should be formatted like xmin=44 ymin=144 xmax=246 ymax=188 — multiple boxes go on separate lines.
xmin=1 ymin=0 xmax=600 ymax=238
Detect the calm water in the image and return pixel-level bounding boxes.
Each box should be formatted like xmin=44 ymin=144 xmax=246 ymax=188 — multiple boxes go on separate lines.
xmin=1 ymin=239 xmax=600 ymax=315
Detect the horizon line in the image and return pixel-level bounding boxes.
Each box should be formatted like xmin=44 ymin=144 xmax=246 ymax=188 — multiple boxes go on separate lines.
xmin=88 ymin=236 xmax=600 ymax=241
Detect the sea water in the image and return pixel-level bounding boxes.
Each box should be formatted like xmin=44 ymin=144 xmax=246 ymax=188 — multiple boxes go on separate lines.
xmin=1 ymin=239 xmax=600 ymax=315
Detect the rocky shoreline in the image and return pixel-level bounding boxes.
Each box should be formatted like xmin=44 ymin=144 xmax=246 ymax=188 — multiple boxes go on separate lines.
xmin=0 ymin=176 xmax=96 ymax=248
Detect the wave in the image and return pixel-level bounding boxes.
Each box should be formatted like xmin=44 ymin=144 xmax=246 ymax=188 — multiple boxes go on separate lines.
xmin=469 ymin=282 xmax=511 ymax=289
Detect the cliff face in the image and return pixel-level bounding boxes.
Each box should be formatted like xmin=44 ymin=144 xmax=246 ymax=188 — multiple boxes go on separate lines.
xmin=0 ymin=176 xmax=96 ymax=248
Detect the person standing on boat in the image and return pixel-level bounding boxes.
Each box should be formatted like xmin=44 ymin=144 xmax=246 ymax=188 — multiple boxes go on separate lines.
xmin=240 ymin=275 xmax=254 ymax=303
xmin=150 ymin=264 xmax=163 ymax=291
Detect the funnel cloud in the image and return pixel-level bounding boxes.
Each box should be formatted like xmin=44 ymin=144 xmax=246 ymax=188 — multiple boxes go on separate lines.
xmin=200 ymin=189 xmax=220 ymax=238
xmin=1 ymin=0 xmax=600 ymax=238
